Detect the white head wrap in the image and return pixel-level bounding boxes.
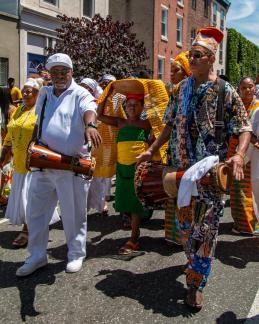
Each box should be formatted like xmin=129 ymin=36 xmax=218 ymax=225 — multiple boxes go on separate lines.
xmin=23 ymin=78 xmax=42 ymax=90
xmin=99 ymin=74 xmax=116 ymax=82
xmin=81 ymin=77 xmax=103 ymax=99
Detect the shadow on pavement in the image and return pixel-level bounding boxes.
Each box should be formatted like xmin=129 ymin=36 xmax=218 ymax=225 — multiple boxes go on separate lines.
xmin=95 ymin=266 xmax=197 ymax=318
xmin=0 ymin=230 xmax=21 ymax=249
xmin=215 ymin=237 xmax=259 ymax=269
xmin=216 ymin=311 xmax=259 ymax=323
xmin=47 ymin=235 xmax=178 ymax=262
xmin=0 ymin=260 xmax=65 ymax=322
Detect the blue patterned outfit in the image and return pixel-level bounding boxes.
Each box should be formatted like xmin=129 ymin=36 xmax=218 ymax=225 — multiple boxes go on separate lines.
xmin=165 ymin=77 xmax=251 ymax=291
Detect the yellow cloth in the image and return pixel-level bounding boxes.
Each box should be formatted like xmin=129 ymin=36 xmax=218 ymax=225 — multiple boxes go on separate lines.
xmin=10 ymin=86 xmax=22 ymax=103
xmin=117 ymin=141 xmax=149 ymax=165
xmin=174 ymin=51 xmax=192 ymax=76
xmin=95 ymin=79 xmax=169 ymax=177
xmin=4 ymin=104 xmax=36 ymax=174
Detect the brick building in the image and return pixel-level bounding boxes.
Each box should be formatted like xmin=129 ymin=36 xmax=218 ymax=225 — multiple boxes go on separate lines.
xmin=187 ymin=0 xmax=211 ymax=49
xmin=110 ymin=0 xmax=189 ymax=82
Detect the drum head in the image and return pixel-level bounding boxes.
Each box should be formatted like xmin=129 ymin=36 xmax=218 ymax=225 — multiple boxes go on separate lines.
xmin=216 ymin=163 xmax=233 ymax=193
xmin=162 ymin=166 xmax=178 ymax=198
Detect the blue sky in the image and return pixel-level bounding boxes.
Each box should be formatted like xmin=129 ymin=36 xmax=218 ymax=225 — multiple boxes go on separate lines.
xmin=227 ymin=0 xmax=259 ymax=46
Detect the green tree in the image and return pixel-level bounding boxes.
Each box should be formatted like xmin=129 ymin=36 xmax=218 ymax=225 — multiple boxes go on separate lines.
xmin=226 ymin=28 xmax=259 ymax=85
xmin=47 ymin=14 xmax=149 ymax=81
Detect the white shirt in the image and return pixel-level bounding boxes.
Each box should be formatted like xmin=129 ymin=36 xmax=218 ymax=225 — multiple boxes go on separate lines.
xmin=36 ymin=79 xmax=97 ymax=156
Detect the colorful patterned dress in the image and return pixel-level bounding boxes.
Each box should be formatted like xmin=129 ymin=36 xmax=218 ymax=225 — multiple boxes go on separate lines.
xmin=228 ymin=98 xmax=259 ymax=234
xmin=166 ymin=77 xmax=251 ymax=291
xmin=163 ymin=94 xmax=182 ymax=245
xmin=114 ymin=125 xmax=151 ymax=217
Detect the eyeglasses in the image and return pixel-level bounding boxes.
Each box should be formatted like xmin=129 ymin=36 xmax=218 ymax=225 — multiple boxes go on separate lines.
xmin=50 ymin=69 xmax=70 ymax=76
xmin=188 ymin=51 xmax=211 ymax=59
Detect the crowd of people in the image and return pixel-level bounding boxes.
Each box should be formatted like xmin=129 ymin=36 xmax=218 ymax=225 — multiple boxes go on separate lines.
xmin=0 ymin=26 xmax=259 ymax=311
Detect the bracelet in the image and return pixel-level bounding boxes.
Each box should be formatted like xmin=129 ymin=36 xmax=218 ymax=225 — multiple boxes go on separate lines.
xmin=235 ymin=152 xmax=245 ymax=160
xmin=85 ymin=122 xmax=97 ymax=129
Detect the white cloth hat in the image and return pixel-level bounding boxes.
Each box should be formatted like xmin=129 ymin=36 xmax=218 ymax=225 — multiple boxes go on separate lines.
xmin=46 ymin=53 xmax=73 ymax=70
xmin=81 ymin=78 xmax=103 ymax=99
xmin=99 ymin=74 xmax=116 ymax=82
xmin=23 ymin=78 xmax=42 ymax=90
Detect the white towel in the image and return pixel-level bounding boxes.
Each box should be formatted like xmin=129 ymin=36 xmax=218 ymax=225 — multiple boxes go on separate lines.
xmin=177 ymin=156 xmax=219 ymax=208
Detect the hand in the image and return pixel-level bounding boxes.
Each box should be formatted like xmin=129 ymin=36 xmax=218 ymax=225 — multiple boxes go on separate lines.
xmin=225 ymin=154 xmax=244 ymax=181
xmin=85 ymin=127 xmax=102 ymax=149
xmin=136 ymin=150 xmax=153 ymax=165
xmin=254 ymin=141 xmax=259 ymax=149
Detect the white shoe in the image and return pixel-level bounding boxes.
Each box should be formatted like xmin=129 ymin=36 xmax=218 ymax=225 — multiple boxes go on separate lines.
xmin=66 ymin=259 xmax=83 ymax=273
xmin=16 ymin=257 xmax=48 ymax=277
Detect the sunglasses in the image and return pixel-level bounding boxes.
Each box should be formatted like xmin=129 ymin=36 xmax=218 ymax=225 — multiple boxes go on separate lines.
xmin=188 ymin=51 xmax=211 ymax=59
xmin=50 ymin=69 xmax=70 ymax=76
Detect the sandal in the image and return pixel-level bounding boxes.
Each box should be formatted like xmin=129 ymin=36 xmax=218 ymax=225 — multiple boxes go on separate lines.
xmin=185 ymin=286 xmax=204 ymax=310
xmin=118 ymin=240 xmax=140 ymax=256
xmin=12 ymin=231 xmax=28 ymax=248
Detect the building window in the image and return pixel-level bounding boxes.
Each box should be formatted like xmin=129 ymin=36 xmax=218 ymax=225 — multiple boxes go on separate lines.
xmin=191 ymin=0 xmax=196 ymax=10
xmin=177 ymin=0 xmax=184 ymax=7
xmin=161 ymin=6 xmax=168 ymax=40
xmin=219 ymin=42 xmax=223 ymax=64
xmin=190 ymin=28 xmax=196 ymax=46
xmin=204 ymin=0 xmax=209 ymax=17
xmin=43 ymin=0 xmax=58 ymax=5
xmin=212 ymin=2 xmax=217 ymax=26
xmin=83 ymin=0 xmax=94 ymax=18
xmin=158 ymin=57 xmax=165 ymax=80
xmin=0 ymin=58 xmax=8 ymax=86
xmin=176 ymin=16 xmax=183 ymax=46
xmin=220 ymin=9 xmax=225 ymax=31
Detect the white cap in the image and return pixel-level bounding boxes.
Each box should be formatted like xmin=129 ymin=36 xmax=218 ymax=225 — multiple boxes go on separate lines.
xmin=46 ymin=53 xmax=73 ymax=70
xmin=99 ymin=74 xmax=116 ymax=82
xmin=23 ymin=78 xmax=42 ymax=90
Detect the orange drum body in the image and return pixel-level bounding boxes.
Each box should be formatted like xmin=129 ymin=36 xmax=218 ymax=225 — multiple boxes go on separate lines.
xmin=26 ymin=142 xmax=96 ymax=177
xmin=135 ymin=161 xmax=232 ymax=209
xmin=134 ymin=161 xmax=169 ymax=209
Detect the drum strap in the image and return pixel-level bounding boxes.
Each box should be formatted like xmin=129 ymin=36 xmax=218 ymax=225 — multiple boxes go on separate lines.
xmin=215 ymin=78 xmax=226 ymax=145
xmin=37 ymin=96 xmax=47 ymax=143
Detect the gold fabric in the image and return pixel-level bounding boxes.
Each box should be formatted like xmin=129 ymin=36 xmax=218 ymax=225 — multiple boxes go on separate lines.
xmin=94 ymin=79 xmax=169 ymax=177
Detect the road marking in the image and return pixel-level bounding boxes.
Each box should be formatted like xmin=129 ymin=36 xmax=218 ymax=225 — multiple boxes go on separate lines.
xmin=0 ymin=218 xmax=8 ymax=224
xmin=245 ymin=288 xmax=259 ymax=322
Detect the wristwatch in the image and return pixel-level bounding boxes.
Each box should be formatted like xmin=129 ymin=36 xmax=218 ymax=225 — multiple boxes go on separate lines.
xmin=85 ymin=122 xmax=97 ymax=129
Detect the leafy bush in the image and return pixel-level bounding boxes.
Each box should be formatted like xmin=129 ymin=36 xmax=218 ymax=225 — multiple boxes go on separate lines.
xmin=47 ymin=14 xmax=149 ymax=81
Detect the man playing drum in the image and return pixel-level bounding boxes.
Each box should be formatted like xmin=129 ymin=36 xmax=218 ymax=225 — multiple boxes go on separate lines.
xmin=16 ymin=53 xmax=101 ymax=276
xmin=137 ymin=27 xmax=251 ymax=309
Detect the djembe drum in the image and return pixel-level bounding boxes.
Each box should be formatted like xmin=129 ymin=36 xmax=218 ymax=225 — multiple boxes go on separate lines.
xmin=134 ymin=161 xmax=233 ymax=209
xmin=26 ymin=142 xmax=96 ymax=177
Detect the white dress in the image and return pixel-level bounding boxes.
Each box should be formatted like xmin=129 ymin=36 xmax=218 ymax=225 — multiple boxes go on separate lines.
xmin=250 ymin=107 xmax=259 ymax=221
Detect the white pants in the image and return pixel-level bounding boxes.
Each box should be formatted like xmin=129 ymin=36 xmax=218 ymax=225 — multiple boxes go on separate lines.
xmin=5 ymin=172 xmax=60 ymax=225
xmin=87 ymin=177 xmax=112 ymax=213
xmin=26 ymin=169 xmax=90 ymax=262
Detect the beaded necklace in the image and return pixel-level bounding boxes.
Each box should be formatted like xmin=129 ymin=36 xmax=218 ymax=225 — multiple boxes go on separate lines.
xmin=11 ymin=104 xmax=35 ymax=149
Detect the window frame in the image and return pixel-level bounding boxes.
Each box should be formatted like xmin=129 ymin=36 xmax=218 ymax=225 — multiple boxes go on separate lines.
xmin=83 ymin=0 xmax=95 ymax=18
xmin=204 ymin=0 xmax=209 ymax=17
xmin=191 ymin=0 xmax=196 ymax=10
xmin=220 ymin=8 xmax=225 ymax=31
xmin=176 ymin=15 xmax=183 ymax=47
xmin=161 ymin=5 xmax=169 ymax=41
xmin=0 ymin=57 xmax=9 ymax=87
xmin=219 ymin=42 xmax=223 ymax=64
xmin=158 ymin=56 xmax=165 ymax=80
xmin=42 ymin=0 xmax=58 ymax=6
xmin=212 ymin=2 xmax=218 ymax=26
xmin=190 ymin=28 xmax=196 ymax=46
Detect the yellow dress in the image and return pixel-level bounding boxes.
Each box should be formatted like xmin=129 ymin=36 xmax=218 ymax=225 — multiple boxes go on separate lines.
xmin=4 ymin=104 xmax=36 ymax=174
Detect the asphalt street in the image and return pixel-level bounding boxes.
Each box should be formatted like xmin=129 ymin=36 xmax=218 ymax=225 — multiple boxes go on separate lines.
xmin=0 ymin=195 xmax=259 ymax=324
